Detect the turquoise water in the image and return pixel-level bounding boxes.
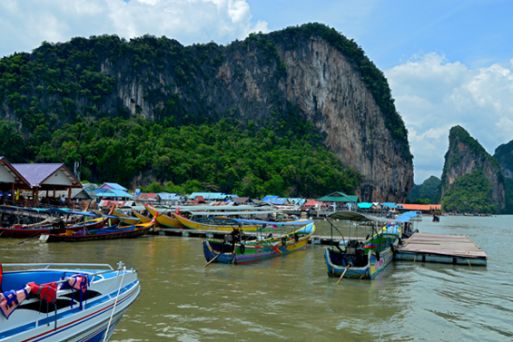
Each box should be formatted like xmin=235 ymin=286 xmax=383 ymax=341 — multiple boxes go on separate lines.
xmin=1 ymin=215 xmax=511 ymax=341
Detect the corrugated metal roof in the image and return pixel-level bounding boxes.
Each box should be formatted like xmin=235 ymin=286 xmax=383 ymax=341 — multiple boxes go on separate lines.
xmin=304 ymin=199 xmax=320 ymax=207
xmin=157 ymin=192 xmax=181 ymax=201
xmin=318 ymin=194 xmax=359 ymax=202
xmin=12 ymin=163 xmax=66 ymax=187
xmin=137 ymin=193 xmax=158 ymax=200
xmin=288 ymin=198 xmax=306 ymax=205
xmin=395 ymin=211 xmax=420 ymax=222
xmin=262 ymin=195 xmax=288 ymax=205
xmin=99 ymin=182 xmax=127 ymax=191
xmin=95 ymin=189 xmax=133 ymax=199
xmin=0 ymin=157 xmax=29 ymax=186
xmin=398 ymin=203 xmax=441 ymax=211
xmin=189 ymin=192 xmax=228 ymax=200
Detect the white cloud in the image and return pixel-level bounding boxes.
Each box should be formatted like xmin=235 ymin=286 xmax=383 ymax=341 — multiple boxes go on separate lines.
xmin=386 ymin=54 xmax=513 ymax=183
xmin=0 ymin=0 xmax=267 ymax=57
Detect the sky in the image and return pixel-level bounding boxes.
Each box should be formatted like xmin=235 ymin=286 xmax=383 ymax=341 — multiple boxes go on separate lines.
xmin=1 ymin=0 xmax=512 ymax=183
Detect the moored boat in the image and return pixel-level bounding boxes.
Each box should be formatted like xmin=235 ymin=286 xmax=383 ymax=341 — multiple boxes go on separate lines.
xmin=145 ymin=205 xmax=185 ymax=228
xmin=0 ymin=217 xmax=109 ymax=239
xmin=0 ymin=262 xmax=140 ymax=341
xmin=203 ymin=221 xmax=316 ymax=265
xmin=175 ymin=213 xmax=261 ymax=232
xmin=131 ymin=210 xmax=151 ymax=223
xmin=324 ymin=224 xmax=400 ymax=280
xmin=40 ymin=222 xmax=151 ymax=243
xmin=112 ymin=210 xmax=141 ymax=225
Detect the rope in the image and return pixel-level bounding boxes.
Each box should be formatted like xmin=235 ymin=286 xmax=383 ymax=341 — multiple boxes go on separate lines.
xmin=103 ymin=266 xmax=126 ymax=342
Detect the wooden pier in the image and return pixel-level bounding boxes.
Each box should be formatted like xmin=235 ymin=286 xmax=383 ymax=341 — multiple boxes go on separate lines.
xmin=395 ymin=233 xmax=487 ymax=266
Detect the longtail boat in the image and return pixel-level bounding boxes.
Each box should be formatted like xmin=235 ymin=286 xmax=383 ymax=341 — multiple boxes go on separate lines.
xmin=132 ymin=210 xmax=151 ymax=223
xmin=324 ymin=223 xmax=400 ymax=280
xmin=145 ymin=204 xmax=185 ymax=228
xmin=112 ymin=209 xmax=141 ymax=225
xmin=0 ymin=216 xmax=109 ymax=238
xmin=203 ymin=220 xmax=315 ymax=265
xmin=174 ymin=213 xmax=261 ymax=232
xmin=0 ymin=262 xmax=140 ymax=340
xmin=40 ymin=222 xmax=152 ymax=243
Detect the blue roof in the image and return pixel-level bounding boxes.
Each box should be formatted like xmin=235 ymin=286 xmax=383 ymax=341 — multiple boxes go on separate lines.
xmin=287 ymin=198 xmax=306 ymax=205
xmin=262 ymin=195 xmax=278 ymax=202
xmin=262 ymin=195 xmax=287 ymax=205
xmin=99 ymin=182 xmax=127 ymax=191
xmin=158 ymin=192 xmax=181 ymax=201
xmin=382 ymin=202 xmax=397 ymax=209
xmin=357 ymin=202 xmax=373 ymax=209
xmin=95 ymin=188 xmax=133 ymax=199
xmin=189 ymin=192 xmax=228 ymax=200
xmin=395 ymin=211 xmax=419 ymax=223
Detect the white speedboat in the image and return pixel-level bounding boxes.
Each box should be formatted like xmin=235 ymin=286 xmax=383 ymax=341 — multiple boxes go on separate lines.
xmin=0 ymin=262 xmax=140 ymax=341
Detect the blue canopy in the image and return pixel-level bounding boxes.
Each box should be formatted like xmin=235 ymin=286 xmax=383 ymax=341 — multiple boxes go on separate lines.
xmin=395 ymin=211 xmax=419 ymax=223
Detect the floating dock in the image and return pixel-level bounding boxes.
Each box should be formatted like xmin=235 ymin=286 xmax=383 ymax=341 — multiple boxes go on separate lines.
xmin=395 ymin=233 xmax=487 ymax=266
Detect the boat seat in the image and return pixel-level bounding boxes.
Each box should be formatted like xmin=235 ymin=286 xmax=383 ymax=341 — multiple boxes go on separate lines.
xmin=2 ymin=270 xmax=71 ymax=291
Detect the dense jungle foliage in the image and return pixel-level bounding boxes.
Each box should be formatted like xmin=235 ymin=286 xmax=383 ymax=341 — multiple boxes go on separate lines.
xmin=441 ymin=171 xmax=497 ymax=214
xmin=3 ymin=117 xmax=360 ymax=197
xmin=407 ymin=176 xmax=441 ymax=204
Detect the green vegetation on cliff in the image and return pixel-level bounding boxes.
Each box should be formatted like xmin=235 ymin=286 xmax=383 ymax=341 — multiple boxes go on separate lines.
xmin=407 ymin=176 xmax=441 ymax=204
xmin=441 ymin=125 xmax=505 ymax=213
xmin=442 ymin=171 xmax=497 ymax=213
xmin=32 ymin=117 xmax=360 ymax=197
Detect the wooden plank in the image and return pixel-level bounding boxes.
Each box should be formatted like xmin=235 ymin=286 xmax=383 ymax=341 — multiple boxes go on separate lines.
xmin=397 ymin=232 xmax=487 ymax=259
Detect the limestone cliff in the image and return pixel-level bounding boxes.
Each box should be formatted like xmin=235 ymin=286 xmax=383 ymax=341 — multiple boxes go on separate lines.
xmin=0 ymin=23 xmax=413 ymax=201
xmin=494 ymin=140 xmax=513 ymax=212
xmin=441 ymin=126 xmax=505 ymax=212
xmin=494 ymin=140 xmax=513 ymax=180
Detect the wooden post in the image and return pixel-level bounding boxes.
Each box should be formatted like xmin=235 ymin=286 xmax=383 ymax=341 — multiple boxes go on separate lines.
xmin=11 ymin=183 xmax=15 ymax=204
xmin=33 ymin=188 xmax=39 ymax=206
xmin=68 ymin=187 xmax=72 ymax=207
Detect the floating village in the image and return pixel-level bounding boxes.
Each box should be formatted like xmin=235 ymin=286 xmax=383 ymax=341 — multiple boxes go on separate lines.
xmin=0 ymin=158 xmax=489 ymax=340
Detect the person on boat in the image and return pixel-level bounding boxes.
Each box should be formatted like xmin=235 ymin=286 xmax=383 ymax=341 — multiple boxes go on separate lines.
xmin=432 ymin=214 xmax=440 ymax=222
xmin=230 ymin=227 xmax=242 ymax=244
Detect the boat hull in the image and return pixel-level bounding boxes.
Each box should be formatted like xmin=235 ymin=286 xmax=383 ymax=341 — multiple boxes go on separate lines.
xmin=43 ymin=226 xmax=149 ymax=242
xmin=324 ymin=246 xmax=395 ymax=280
xmin=145 ymin=205 xmax=185 ymax=228
xmin=175 ymin=214 xmax=260 ymax=232
xmin=203 ymin=222 xmax=315 ymax=265
xmin=0 ymin=265 xmax=140 ymax=342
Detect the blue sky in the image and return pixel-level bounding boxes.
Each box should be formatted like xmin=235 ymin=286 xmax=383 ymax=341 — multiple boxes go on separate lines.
xmin=1 ymin=0 xmax=512 ymax=183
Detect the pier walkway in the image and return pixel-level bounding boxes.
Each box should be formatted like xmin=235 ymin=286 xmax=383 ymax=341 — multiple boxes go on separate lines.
xmin=395 ymin=233 xmax=487 ymax=266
